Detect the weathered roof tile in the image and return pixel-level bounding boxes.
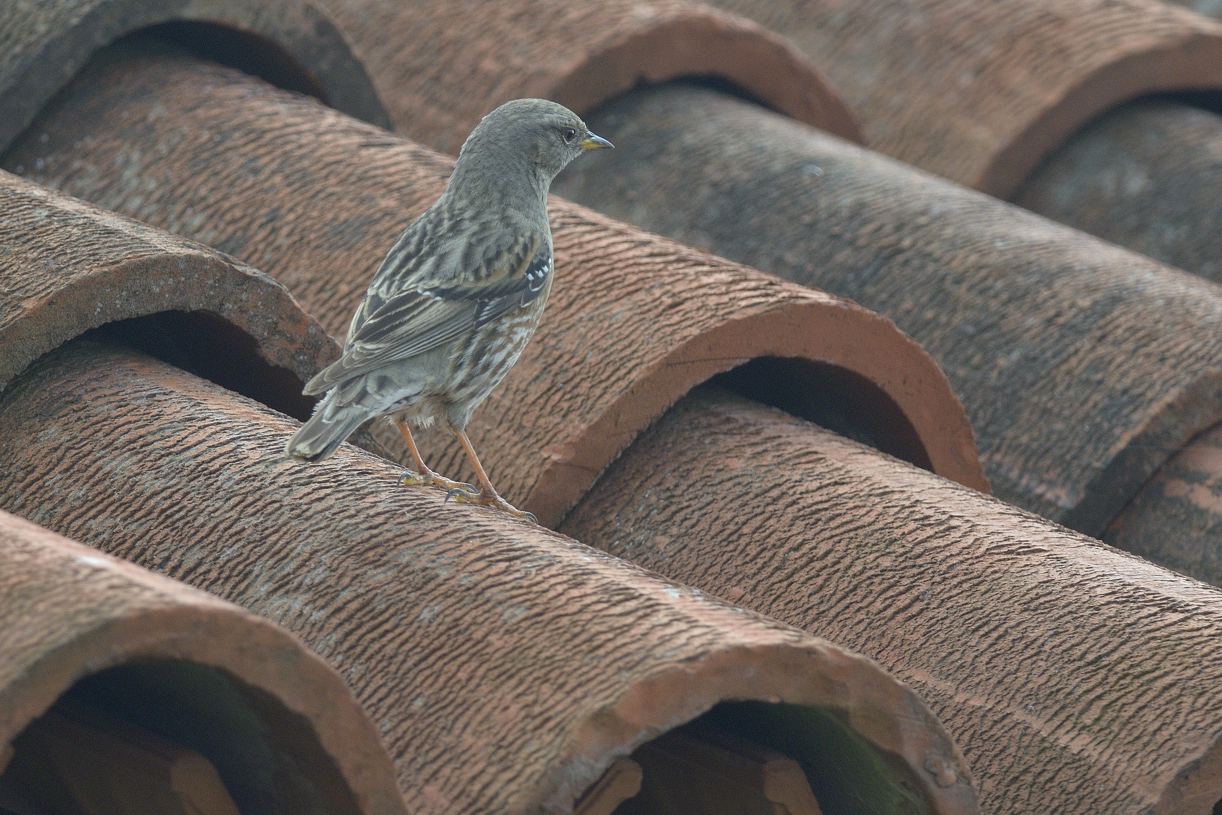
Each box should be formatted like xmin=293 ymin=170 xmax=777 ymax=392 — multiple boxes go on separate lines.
xmin=707 ymin=0 xmax=1222 ymax=197
xmin=0 ymin=168 xmax=333 ymax=416
xmin=0 ymin=0 xmax=388 ymax=153
xmin=5 ymin=48 xmax=988 ymax=524
xmin=0 ymin=509 xmax=405 ymax=815
xmin=563 ymin=388 xmax=1222 ymax=813
xmin=0 ymin=341 xmax=979 ymax=815
xmin=556 ymin=84 xmax=1222 ymax=547
xmin=1015 ymin=100 xmax=1222 ymax=284
xmin=317 ymin=0 xmax=858 ymax=154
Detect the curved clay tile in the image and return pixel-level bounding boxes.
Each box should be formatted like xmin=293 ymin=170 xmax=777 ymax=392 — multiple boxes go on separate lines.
xmin=0 ymin=170 xmax=336 ymax=421
xmin=553 ymin=84 xmax=1222 ymax=542
xmin=4 ymin=50 xmax=986 ymax=525
xmin=0 ymin=342 xmax=980 ymax=815
xmin=0 ymin=0 xmax=388 ymax=154
xmin=562 ymin=388 xmax=1222 ymax=815
xmin=1105 ymin=422 xmax=1222 ymax=588
xmin=0 ymin=509 xmax=405 ymax=815
xmin=706 ymin=0 xmax=1222 ymax=198
xmin=1015 ymin=100 xmax=1222 ymax=285
xmin=316 ymin=0 xmax=859 ymax=154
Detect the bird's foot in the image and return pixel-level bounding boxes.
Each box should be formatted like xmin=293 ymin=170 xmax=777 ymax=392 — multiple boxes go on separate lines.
xmin=445 ymin=488 xmax=537 ymax=523
xmin=399 ymin=468 xmax=478 ymax=495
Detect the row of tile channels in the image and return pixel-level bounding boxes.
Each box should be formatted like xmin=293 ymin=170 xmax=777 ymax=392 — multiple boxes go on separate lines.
xmin=286 ymin=0 xmax=1222 ymax=573
xmin=3 ymin=48 xmax=1218 ymax=814
xmin=0 ymin=68 xmax=979 ymax=815
xmin=318 ymin=0 xmax=1222 ymax=287
xmin=0 ymin=337 xmax=977 ymax=814
xmin=0 ymin=0 xmax=856 ymax=157
xmin=701 ymin=0 xmax=1222 ymax=286
xmin=0 ymin=508 xmax=404 ymax=815
xmin=9 ymin=0 xmax=1219 ymax=267
xmin=554 ymin=84 xmax=1222 ymax=583
xmin=0 ymin=0 xmax=1219 ymax=812
xmin=564 ymin=387 xmax=1222 ymax=815
xmin=3 ymin=47 xmax=985 ymax=520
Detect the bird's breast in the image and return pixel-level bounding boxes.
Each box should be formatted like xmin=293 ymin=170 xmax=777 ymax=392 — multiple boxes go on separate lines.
xmin=446 ymin=291 xmax=550 ymax=406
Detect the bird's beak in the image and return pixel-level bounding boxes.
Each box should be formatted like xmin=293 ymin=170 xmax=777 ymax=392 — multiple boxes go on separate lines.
xmin=580 ymin=133 xmax=614 ymax=151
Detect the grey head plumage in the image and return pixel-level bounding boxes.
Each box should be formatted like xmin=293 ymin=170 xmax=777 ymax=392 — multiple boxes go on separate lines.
xmin=446 ymin=98 xmax=615 ymax=210
xmin=285 ymin=98 xmax=612 ymax=500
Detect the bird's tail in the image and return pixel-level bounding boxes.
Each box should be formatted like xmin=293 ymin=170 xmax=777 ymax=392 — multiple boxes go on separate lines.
xmin=285 ymin=392 xmax=371 ymax=463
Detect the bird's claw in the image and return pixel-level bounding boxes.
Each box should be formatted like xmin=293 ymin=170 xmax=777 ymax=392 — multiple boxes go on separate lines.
xmin=399 ymin=469 xmax=428 ymax=487
xmin=401 ymin=469 xmax=478 ymax=495
xmin=447 ymin=488 xmax=538 ymax=523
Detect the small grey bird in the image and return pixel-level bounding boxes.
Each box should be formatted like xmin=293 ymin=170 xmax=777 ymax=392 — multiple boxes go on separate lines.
xmin=286 ymin=99 xmax=612 ymax=519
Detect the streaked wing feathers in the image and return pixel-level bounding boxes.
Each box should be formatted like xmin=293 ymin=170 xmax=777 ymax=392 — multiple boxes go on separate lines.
xmin=303 ymin=229 xmax=549 ymax=395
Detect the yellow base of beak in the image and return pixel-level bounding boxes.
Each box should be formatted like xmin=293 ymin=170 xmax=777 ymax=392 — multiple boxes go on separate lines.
xmin=581 ymin=133 xmax=614 ymax=151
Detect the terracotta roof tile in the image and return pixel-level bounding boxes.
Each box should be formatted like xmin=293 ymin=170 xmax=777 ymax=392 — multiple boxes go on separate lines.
xmin=0 ymin=168 xmax=334 ymax=415
xmin=0 ymin=509 xmax=404 ymax=815
xmin=0 ymin=341 xmax=978 ymax=814
xmin=1015 ymin=99 xmax=1222 ymax=284
xmin=554 ymin=84 xmax=1222 ymax=545
xmin=2 ymin=7 xmax=1219 ymax=814
xmin=1105 ymin=421 xmax=1222 ymax=586
xmin=706 ymin=0 xmax=1222 ymax=198
xmin=562 ymin=388 xmax=1222 ymax=814
xmin=0 ymin=0 xmax=388 ymax=154
xmin=316 ymin=0 xmax=859 ymax=155
xmin=4 ymin=48 xmax=987 ymax=525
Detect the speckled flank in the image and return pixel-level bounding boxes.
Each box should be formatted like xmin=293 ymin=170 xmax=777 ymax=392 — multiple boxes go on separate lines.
xmin=0 ymin=510 xmax=405 ymax=815
xmin=562 ymin=388 xmax=1222 ymax=815
xmin=0 ymin=343 xmax=978 ymax=815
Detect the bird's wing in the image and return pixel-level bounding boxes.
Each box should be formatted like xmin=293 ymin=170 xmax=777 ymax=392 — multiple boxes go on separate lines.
xmin=303 ymin=229 xmax=550 ymax=395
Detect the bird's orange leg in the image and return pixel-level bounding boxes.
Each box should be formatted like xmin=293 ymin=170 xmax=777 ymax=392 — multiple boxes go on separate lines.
xmin=447 ymin=428 xmax=537 ymax=522
xmin=395 ymin=418 xmax=476 ymax=494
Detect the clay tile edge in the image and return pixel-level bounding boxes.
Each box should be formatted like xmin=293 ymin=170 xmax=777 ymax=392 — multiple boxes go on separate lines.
xmin=0 ymin=509 xmax=406 ymax=815
xmin=528 ymin=243 xmax=990 ymax=526
xmin=541 ymin=638 xmax=979 ymax=814
xmin=0 ymin=0 xmax=390 ymax=154
xmin=984 ymin=18 xmax=1222 ymax=197
xmin=0 ymin=171 xmax=336 ymax=398
xmin=547 ymin=5 xmax=861 ymax=142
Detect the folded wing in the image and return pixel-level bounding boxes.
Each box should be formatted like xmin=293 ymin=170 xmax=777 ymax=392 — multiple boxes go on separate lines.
xmin=304 ymin=229 xmax=550 ymax=395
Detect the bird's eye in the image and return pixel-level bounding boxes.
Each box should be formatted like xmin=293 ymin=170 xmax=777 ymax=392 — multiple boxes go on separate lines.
xmin=561 ymin=128 xmax=577 ymax=144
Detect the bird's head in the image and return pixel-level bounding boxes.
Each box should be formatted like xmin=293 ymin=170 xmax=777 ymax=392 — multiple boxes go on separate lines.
xmin=458 ymin=98 xmax=613 ymax=188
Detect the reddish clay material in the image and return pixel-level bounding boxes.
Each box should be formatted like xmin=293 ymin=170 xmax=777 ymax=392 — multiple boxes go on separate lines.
xmin=707 ymin=0 xmax=1222 ymax=197
xmin=1015 ymin=100 xmax=1222 ymax=285
xmin=0 ymin=0 xmax=388 ymax=153
xmin=0 ymin=342 xmax=979 ymax=815
xmin=0 ymin=510 xmax=405 ymax=815
xmin=0 ymin=169 xmax=333 ymax=413
xmin=5 ymin=50 xmax=986 ymax=525
xmin=555 ymin=84 xmax=1222 ymax=537
xmin=317 ymin=0 xmax=858 ymax=155
xmin=562 ymin=388 xmax=1222 ymax=815
xmin=1105 ymin=423 xmax=1222 ymax=588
